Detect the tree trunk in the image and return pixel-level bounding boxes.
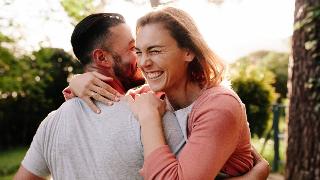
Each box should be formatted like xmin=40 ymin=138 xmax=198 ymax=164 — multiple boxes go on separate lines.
xmin=286 ymin=0 xmax=320 ymax=179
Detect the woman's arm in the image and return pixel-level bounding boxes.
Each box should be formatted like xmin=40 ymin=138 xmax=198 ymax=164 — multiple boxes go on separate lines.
xmin=66 ymin=72 xmax=121 ymax=113
xmin=226 ymin=146 xmax=270 ymax=180
xmin=129 ymin=93 xmax=244 ymax=180
xmin=127 ymin=92 xmax=167 ymax=157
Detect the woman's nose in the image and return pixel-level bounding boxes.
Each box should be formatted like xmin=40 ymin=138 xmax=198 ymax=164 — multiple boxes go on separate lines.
xmin=138 ymin=53 xmax=152 ymax=68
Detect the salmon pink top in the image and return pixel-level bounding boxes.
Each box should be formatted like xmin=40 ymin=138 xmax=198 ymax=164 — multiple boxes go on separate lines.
xmin=140 ymin=85 xmax=253 ymax=180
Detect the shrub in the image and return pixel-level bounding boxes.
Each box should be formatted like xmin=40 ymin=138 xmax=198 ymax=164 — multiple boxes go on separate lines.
xmin=0 ymin=47 xmax=82 ymax=149
xmin=230 ymin=63 xmax=277 ymax=137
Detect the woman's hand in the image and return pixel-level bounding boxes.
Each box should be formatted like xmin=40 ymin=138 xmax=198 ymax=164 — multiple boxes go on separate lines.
xmin=128 ymin=92 xmax=166 ymax=123
xmin=127 ymin=92 xmax=167 ymax=157
xmin=249 ymin=146 xmax=270 ymax=180
xmin=126 ymin=84 xmax=152 ymax=99
xmin=62 ymin=86 xmax=76 ymax=101
xmin=69 ymin=72 xmax=122 ymax=113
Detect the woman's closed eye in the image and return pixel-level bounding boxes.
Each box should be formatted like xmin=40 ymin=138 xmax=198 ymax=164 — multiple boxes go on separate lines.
xmin=149 ymin=49 xmax=161 ymax=55
xmin=135 ymin=50 xmax=142 ymax=56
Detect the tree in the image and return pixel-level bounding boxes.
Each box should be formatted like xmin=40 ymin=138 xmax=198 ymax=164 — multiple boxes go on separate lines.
xmin=61 ymin=0 xmax=96 ymax=23
xmin=60 ymin=0 xmax=189 ymax=22
xmin=0 ymin=47 xmax=82 ymax=149
xmin=286 ymin=0 xmax=320 ymax=179
xmin=261 ymin=52 xmax=289 ymax=103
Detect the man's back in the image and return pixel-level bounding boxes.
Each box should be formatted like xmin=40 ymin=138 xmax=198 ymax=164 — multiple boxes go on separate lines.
xmin=22 ymin=98 xmax=185 ymax=180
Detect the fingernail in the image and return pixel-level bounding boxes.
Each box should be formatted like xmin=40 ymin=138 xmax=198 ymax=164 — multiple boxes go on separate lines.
xmin=117 ymin=93 xmax=123 ymax=97
xmin=96 ymin=109 xmax=101 ymax=114
xmin=114 ymin=97 xmax=120 ymax=101
xmin=108 ymin=102 xmax=113 ymax=106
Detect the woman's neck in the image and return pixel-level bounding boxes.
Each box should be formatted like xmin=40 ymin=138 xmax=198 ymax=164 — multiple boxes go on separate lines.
xmin=165 ymin=81 xmax=202 ymax=110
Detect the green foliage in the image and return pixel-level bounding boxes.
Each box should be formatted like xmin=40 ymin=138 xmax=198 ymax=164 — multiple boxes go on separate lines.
xmin=0 ymin=32 xmax=14 ymax=43
xmin=230 ymin=57 xmax=277 ymax=137
xmin=258 ymin=52 xmax=289 ymax=102
xmin=0 ymin=46 xmax=83 ymax=149
xmin=233 ymin=51 xmax=289 ymax=103
xmin=61 ymin=0 xmax=95 ymax=23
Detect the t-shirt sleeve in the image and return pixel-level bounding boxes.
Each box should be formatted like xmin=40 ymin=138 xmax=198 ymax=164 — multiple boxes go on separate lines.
xmin=21 ymin=111 xmax=56 ymax=178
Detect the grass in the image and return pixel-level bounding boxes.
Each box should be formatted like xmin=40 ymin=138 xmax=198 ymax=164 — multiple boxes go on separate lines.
xmin=252 ymin=135 xmax=286 ymax=174
xmin=0 ymin=147 xmax=28 ymax=179
xmin=0 ymin=174 xmax=15 ymax=180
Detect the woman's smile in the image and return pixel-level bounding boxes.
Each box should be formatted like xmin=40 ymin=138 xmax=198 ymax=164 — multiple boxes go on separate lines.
xmin=145 ymin=71 xmax=164 ymax=80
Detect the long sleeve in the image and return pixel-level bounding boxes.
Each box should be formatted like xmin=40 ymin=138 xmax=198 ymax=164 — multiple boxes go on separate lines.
xmin=140 ymin=91 xmax=247 ymax=180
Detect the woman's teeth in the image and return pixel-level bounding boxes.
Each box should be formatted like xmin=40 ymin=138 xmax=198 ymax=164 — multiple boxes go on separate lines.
xmin=146 ymin=71 xmax=163 ymax=79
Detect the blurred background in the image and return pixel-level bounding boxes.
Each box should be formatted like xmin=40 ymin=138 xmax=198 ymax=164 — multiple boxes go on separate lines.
xmin=0 ymin=0 xmax=312 ymax=179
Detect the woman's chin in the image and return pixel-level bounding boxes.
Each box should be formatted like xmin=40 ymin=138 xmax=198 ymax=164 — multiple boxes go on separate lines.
xmin=148 ymin=83 xmax=164 ymax=92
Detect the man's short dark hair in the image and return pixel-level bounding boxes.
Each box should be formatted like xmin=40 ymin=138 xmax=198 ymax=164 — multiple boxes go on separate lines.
xmin=71 ymin=13 xmax=125 ymax=66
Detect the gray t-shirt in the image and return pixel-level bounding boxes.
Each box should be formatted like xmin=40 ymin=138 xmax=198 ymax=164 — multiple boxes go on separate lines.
xmin=22 ymin=98 xmax=186 ymax=180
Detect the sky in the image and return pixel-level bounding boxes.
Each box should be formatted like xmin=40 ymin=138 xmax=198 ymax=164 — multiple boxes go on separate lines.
xmin=0 ymin=0 xmax=295 ymax=63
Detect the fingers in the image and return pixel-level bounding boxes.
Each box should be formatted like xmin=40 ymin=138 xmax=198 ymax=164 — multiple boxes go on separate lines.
xmin=90 ymin=84 xmax=118 ymax=100
xmin=89 ymin=90 xmax=114 ymax=106
xmin=126 ymin=95 xmax=137 ymax=118
xmin=92 ymin=78 xmax=121 ymax=98
xmin=92 ymin=71 xmax=113 ymax=82
xmin=83 ymin=97 xmax=101 ymax=114
xmin=126 ymin=95 xmax=134 ymax=106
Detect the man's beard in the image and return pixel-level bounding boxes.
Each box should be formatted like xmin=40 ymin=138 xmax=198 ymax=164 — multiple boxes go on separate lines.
xmin=112 ymin=54 xmax=145 ymax=91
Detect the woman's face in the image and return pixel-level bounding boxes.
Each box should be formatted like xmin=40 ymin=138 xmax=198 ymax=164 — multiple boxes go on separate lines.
xmin=135 ymin=23 xmax=193 ymax=92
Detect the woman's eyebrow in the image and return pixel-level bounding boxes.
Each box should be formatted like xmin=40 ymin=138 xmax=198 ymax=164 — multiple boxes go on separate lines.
xmin=147 ymin=45 xmax=165 ymax=51
xmin=135 ymin=47 xmax=141 ymax=51
xmin=135 ymin=45 xmax=165 ymax=52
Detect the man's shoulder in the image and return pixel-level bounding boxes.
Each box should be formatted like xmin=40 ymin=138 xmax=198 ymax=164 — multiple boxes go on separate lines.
xmin=60 ymin=98 xmax=132 ymax=115
xmin=59 ymin=97 xmax=83 ymax=111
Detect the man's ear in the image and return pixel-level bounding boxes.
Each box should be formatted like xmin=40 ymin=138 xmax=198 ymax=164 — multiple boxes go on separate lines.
xmin=184 ymin=49 xmax=195 ymax=62
xmin=92 ymin=49 xmax=112 ymax=68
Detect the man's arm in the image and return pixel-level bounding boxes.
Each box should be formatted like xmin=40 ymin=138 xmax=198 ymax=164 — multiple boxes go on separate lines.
xmin=14 ymin=165 xmax=45 ymax=180
xmin=14 ymin=112 xmax=56 ymax=179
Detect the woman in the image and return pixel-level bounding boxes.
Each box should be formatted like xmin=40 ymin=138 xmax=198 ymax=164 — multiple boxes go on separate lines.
xmin=124 ymin=7 xmax=254 ymax=179
xmin=66 ymin=7 xmax=270 ymax=179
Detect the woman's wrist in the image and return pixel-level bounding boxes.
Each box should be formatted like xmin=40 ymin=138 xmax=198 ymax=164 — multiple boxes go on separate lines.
xmin=138 ymin=112 xmax=166 ymax=157
xmin=140 ymin=120 xmax=166 ymax=157
xmin=138 ymin=109 xmax=162 ymax=125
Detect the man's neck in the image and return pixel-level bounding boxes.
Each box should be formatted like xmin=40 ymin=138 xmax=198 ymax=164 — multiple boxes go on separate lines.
xmin=120 ymin=69 xmax=145 ymax=92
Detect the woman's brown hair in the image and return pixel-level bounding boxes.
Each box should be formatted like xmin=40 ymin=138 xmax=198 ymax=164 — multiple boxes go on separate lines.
xmin=136 ymin=7 xmax=225 ymax=88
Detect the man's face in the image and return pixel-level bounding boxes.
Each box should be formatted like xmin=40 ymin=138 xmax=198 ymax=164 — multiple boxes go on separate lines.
xmin=108 ymin=24 xmax=145 ymax=90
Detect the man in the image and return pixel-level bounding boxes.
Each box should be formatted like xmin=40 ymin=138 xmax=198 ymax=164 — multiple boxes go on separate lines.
xmin=14 ymin=13 xmax=185 ymax=179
